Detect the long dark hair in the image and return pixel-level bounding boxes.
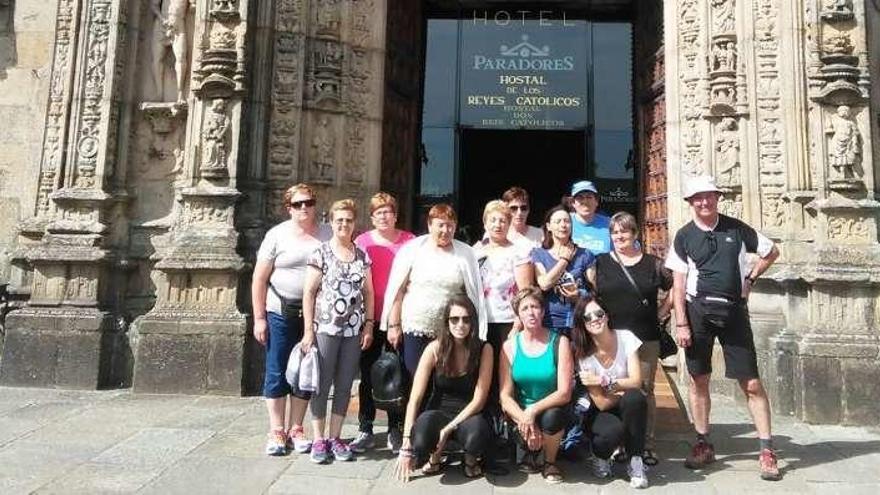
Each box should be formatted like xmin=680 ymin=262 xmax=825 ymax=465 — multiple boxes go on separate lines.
xmin=571 ymin=295 xmax=612 ymax=360
xmin=541 ymin=204 xmax=571 ymax=250
xmin=436 ymin=296 xmax=482 ymax=376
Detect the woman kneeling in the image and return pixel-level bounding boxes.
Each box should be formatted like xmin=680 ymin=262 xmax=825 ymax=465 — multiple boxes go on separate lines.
xmin=499 ymin=287 xmax=574 ymax=484
xmin=395 ymin=296 xmax=494 ymax=482
xmin=572 ymin=295 xmax=650 ymax=489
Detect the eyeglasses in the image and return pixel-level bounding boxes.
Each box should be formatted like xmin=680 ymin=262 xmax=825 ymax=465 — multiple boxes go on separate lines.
xmin=333 ymin=218 xmax=354 ymax=225
xmin=509 ymin=205 xmax=529 ymax=212
xmin=289 ymin=199 xmax=316 ymax=210
xmin=583 ymin=309 xmax=606 ymax=324
xmin=448 ymin=315 xmax=471 ymax=325
xmin=705 ymin=231 xmax=717 ymax=255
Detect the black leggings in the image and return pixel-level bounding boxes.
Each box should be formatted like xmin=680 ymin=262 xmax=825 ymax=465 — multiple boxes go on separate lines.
xmin=411 ymin=410 xmax=491 ymax=463
xmin=586 ymin=389 xmax=648 ymax=459
xmin=511 ymin=405 xmax=572 ymax=447
xmin=357 ymin=332 xmax=402 ymax=432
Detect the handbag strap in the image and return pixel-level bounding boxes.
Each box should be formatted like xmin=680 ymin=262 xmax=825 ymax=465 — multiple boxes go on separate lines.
xmin=610 ymin=252 xmax=650 ymax=308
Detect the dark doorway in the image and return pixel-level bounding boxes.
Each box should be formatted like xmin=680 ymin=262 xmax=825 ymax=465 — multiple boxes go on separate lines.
xmin=458 ymin=129 xmax=586 ymax=243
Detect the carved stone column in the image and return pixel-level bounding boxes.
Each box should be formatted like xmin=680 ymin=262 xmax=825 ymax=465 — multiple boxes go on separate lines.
xmin=0 ymin=0 xmax=132 ymax=388
xmin=132 ymin=0 xmax=250 ymax=394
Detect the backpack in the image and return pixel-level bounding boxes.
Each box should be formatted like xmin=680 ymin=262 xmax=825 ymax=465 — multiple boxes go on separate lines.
xmin=371 ymin=347 xmax=409 ymax=414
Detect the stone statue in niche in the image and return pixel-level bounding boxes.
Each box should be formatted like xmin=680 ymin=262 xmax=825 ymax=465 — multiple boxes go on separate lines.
xmin=711 ymin=0 xmax=736 ymax=34
xmin=311 ymin=117 xmax=335 ymax=181
xmin=715 ymin=118 xmax=741 ymax=187
xmin=821 ymin=0 xmax=854 ymax=21
xmin=150 ymin=0 xmax=191 ymax=104
xmin=202 ymin=99 xmax=230 ymax=174
xmin=316 ymin=0 xmax=341 ymax=36
xmin=711 ymin=41 xmax=736 ymax=73
xmin=826 ymin=105 xmax=861 ymax=179
xmin=822 ymin=34 xmax=854 ymax=56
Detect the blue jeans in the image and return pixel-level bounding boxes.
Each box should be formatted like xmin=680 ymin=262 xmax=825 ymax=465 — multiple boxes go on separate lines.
xmin=263 ymin=312 xmax=311 ymax=399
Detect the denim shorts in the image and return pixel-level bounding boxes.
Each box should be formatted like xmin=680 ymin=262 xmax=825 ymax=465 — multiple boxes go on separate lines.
xmin=263 ymin=311 xmax=311 ymax=399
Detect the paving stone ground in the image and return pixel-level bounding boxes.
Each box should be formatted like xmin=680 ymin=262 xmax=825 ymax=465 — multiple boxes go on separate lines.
xmin=1 ymin=369 xmax=878 ymax=494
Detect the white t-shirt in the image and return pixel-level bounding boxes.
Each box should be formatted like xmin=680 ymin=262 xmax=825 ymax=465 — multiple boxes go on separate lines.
xmin=256 ymin=220 xmax=332 ymax=314
xmin=472 ymin=240 xmax=531 ymax=323
xmin=577 ymin=329 xmax=643 ymax=384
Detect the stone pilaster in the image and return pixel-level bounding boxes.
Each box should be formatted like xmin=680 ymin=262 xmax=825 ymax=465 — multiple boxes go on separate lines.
xmin=132 ymin=0 xmax=249 ymax=394
xmin=1 ymin=0 xmax=132 ymax=389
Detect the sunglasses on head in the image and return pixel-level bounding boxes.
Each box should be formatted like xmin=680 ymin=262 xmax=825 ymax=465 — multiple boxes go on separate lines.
xmin=583 ymin=309 xmax=606 ymax=324
xmin=509 ymin=205 xmax=529 ymax=212
xmin=448 ymin=315 xmax=471 ymax=325
xmin=289 ymin=199 xmax=316 ymax=210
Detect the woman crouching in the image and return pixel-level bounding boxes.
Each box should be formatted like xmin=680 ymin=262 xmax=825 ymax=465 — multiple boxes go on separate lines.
xmin=395 ymin=296 xmax=494 ymax=482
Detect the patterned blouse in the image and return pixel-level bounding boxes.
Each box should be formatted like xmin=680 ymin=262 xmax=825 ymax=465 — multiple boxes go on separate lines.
xmin=308 ymin=242 xmax=372 ymax=337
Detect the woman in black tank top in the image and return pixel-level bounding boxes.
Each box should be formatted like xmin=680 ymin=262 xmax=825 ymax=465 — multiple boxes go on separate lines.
xmin=394 ymin=296 xmax=494 ymax=482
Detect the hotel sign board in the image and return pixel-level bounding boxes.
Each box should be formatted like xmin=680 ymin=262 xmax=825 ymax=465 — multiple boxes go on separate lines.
xmin=459 ymin=17 xmax=589 ymax=130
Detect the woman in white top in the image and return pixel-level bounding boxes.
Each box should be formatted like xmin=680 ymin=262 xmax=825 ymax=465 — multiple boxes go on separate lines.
xmin=252 ymin=183 xmax=331 ymax=456
xmin=571 ymin=295 xmax=649 ymax=489
xmin=382 ymin=204 xmax=486 ymax=380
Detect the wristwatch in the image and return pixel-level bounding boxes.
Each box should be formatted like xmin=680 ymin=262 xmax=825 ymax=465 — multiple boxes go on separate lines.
xmin=745 ymin=275 xmax=757 ymax=285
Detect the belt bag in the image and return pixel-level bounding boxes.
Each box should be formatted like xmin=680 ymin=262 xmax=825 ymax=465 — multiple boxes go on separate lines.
xmin=698 ymin=296 xmax=740 ymax=328
xmin=270 ymin=284 xmax=302 ymax=323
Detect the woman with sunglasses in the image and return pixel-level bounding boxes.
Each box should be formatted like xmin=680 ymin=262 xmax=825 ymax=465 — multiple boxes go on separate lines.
xmin=571 ymin=295 xmax=650 ymax=489
xmin=301 ymin=199 xmax=374 ymax=464
xmin=531 ymin=204 xmax=595 ymax=335
xmin=586 ymin=211 xmax=672 ymax=466
xmin=394 ymin=296 xmax=494 ymax=482
xmin=252 ymin=183 xmax=331 ymax=456
xmin=499 ymin=287 xmax=573 ymax=484
xmin=350 ymin=193 xmax=415 ymax=454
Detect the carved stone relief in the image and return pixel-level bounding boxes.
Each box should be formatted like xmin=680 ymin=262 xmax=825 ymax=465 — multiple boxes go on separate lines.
xmin=149 ymin=0 xmax=191 ymax=104
xmin=308 ymin=39 xmax=343 ymax=107
xmin=315 ymin=0 xmax=342 ymax=38
xmin=209 ymin=0 xmax=240 ymax=21
xmin=200 ymin=99 xmax=231 ymax=178
xmin=309 ymin=115 xmax=336 ymax=183
xmin=714 ymin=117 xmax=741 ymax=188
xmin=827 ymin=215 xmax=871 ymax=243
xmin=343 ymin=119 xmax=367 ymax=183
xmin=821 ymin=0 xmax=855 ymax=22
xmin=825 ymin=104 xmax=862 ymax=180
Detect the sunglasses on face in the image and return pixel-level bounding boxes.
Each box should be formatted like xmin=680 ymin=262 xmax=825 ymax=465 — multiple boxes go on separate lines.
xmin=705 ymin=231 xmax=717 ymax=254
xmin=583 ymin=309 xmax=606 ymax=324
xmin=509 ymin=205 xmax=529 ymax=212
xmin=289 ymin=199 xmax=316 ymax=210
xmin=448 ymin=315 xmax=471 ymax=325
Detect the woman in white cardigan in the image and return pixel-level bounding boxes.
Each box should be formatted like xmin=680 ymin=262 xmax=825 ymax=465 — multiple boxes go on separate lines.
xmin=381 ymin=204 xmax=487 ymax=382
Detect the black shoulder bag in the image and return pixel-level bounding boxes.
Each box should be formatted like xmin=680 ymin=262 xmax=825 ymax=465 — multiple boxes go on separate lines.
xmin=269 ymin=284 xmax=303 ymax=323
xmin=610 ymin=253 xmax=678 ymax=359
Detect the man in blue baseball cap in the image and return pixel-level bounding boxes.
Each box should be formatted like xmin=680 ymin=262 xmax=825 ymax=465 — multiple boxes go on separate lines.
xmin=569 ymin=180 xmax=611 ymax=255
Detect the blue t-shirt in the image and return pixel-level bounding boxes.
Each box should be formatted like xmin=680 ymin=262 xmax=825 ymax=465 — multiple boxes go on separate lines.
xmin=531 ymin=247 xmax=595 ymax=332
xmin=571 ymin=213 xmax=612 ymax=255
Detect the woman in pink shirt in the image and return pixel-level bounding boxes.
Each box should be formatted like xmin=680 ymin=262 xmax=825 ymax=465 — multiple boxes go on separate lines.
xmin=351 ymin=192 xmax=415 ymax=454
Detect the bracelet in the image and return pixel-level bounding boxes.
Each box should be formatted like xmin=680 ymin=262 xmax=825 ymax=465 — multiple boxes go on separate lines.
xmin=364 ymin=318 xmax=375 ymax=323
xmin=388 ymin=322 xmax=402 ymax=329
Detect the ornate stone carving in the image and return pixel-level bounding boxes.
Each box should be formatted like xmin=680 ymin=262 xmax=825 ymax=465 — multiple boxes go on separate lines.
xmin=718 ymin=193 xmax=743 ymax=219
xmin=209 ymin=0 xmax=240 ymax=21
xmin=344 ymin=119 xmax=366 ymax=183
xmin=316 ymin=0 xmax=341 ymax=38
xmin=761 ymin=194 xmax=786 ymax=229
xmin=675 ymin=0 xmax=708 ymax=179
xmin=714 ymin=117 xmax=741 ymax=188
xmin=309 ymin=39 xmax=343 ymax=107
xmin=812 ymin=33 xmax=866 ymax=104
xmin=150 ymin=0 xmax=190 ymax=104
xmin=200 ymin=99 xmax=231 ymax=178
xmin=194 ymin=25 xmax=241 ymax=98
xmin=309 ymin=116 xmax=336 ymax=183
xmin=828 ymin=216 xmax=871 ymax=243
xmin=821 ymin=0 xmax=855 ymax=22
xmin=710 ymin=39 xmax=737 ymax=73
xmin=825 ymin=105 xmax=862 ymax=180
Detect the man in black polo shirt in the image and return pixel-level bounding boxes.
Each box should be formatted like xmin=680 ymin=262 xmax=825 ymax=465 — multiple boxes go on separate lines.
xmin=665 ymin=176 xmax=781 ymax=480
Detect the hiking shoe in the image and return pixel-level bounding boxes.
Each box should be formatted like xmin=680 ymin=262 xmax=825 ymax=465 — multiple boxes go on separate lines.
xmin=288 ymin=425 xmax=312 ymax=454
xmin=685 ymin=441 xmax=716 ymax=469
xmin=628 ymin=455 xmax=649 ymax=489
xmin=265 ymin=429 xmax=288 ymax=456
xmin=310 ymin=438 xmax=329 ymax=464
xmin=350 ymin=431 xmax=375 ymax=453
xmin=387 ymin=428 xmax=402 ymax=454
xmin=759 ymin=448 xmax=781 ymax=481
xmin=330 ymin=437 xmax=354 ymax=461
xmin=590 ymin=455 xmax=612 ymax=478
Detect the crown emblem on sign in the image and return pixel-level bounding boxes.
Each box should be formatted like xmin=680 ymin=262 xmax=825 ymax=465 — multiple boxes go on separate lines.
xmin=500 ymin=35 xmax=550 ymax=57
xmin=608 ymin=187 xmax=629 ymax=198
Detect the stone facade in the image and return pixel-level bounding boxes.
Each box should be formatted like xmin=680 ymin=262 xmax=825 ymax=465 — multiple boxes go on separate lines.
xmin=0 ymin=1 xmax=877 ymax=423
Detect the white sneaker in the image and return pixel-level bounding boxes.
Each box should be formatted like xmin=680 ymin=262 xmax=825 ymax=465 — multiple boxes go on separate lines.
xmin=591 ymin=455 xmax=612 ymax=478
xmin=387 ymin=428 xmax=402 ymax=454
xmin=628 ymin=455 xmax=649 ymax=489
xmin=350 ymin=431 xmax=375 ymax=453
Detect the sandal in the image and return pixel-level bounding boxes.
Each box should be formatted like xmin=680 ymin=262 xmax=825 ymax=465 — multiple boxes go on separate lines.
xmin=422 ymin=458 xmax=443 ymax=475
xmin=464 ymin=456 xmax=484 ymax=479
xmin=516 ymin=451 xmax=540 ymax=474
xmin=541 ymin=462 xmax=564 ymax=484
xmin=643 ymin=449 xmax=659 ymax=466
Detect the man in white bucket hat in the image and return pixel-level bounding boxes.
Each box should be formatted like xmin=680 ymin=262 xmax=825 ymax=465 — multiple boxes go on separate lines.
xmin=665 ymin=175 xmax=781 ymax=480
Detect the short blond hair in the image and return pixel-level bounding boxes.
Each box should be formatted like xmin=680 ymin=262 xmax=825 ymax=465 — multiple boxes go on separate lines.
xmin=330 ymin=198 xmax=357 ymax=220
xmin=609 ymin=211 xmax=639 ymax=236
xmin=369 ymin=192 xmax=398 ymax=214
xmin=283 ymin=183 xmax=316 ymax=206
xmin=482 ymin=199 xmax=512 ymax=224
